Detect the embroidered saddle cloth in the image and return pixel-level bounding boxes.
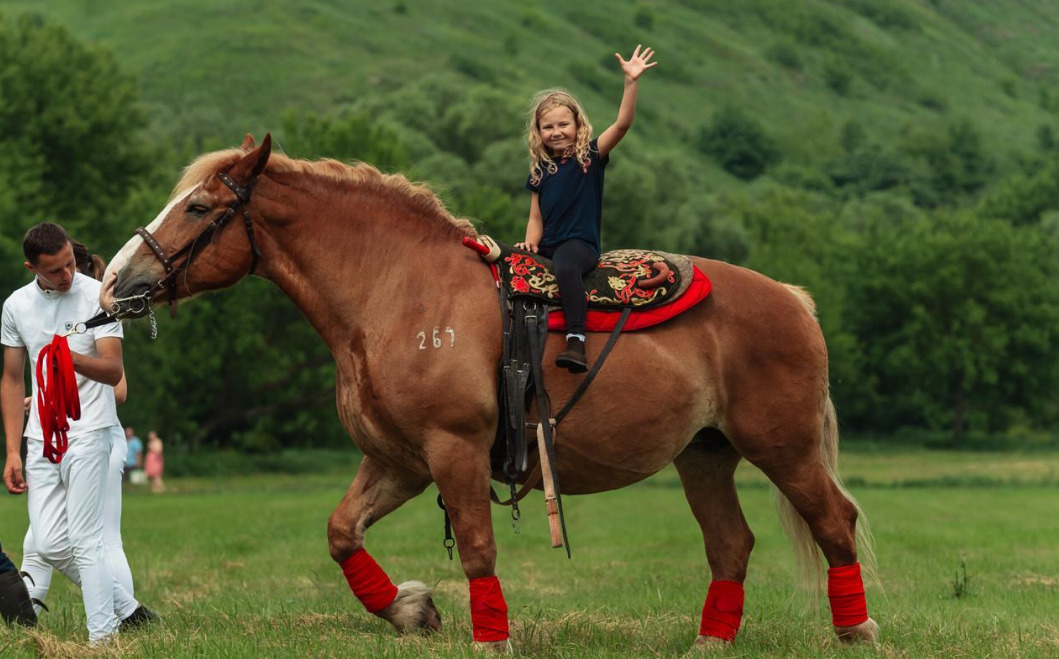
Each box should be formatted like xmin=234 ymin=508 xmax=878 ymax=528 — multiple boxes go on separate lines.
xmin=466 ymin=235 xmax=713 ymax=332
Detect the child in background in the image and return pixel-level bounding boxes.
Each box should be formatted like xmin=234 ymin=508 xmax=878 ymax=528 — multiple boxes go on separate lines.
xmin=145 ymin=431 xmax=165 ymax=494
xmin=516 ymin=45 xmax=657 ymax=372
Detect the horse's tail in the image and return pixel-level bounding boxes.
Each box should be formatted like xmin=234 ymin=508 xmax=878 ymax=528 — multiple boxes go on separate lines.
xmin=774 ymin=286 xmax=877 ymax=593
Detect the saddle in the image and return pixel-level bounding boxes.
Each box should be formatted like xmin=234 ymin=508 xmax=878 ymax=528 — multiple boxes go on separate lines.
xmin=467 ymin=235 xmax=711 ymax=332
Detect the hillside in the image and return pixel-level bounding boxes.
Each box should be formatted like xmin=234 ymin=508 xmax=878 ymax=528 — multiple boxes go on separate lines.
xmin=2 ymin=0 xmax=1058 ymax=182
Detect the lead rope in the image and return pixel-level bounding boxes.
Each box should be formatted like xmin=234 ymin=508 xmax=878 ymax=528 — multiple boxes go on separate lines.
xmin=35 ymin=335 xmax=80 ymax=464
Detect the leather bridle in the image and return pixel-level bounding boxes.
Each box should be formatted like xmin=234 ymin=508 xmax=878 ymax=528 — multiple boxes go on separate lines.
xmin=131 ymin=169 xmax=262 ymax=314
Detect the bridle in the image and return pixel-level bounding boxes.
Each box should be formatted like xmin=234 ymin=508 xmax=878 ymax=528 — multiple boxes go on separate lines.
xmin=125 ymin=169 xmax=263 ymax=317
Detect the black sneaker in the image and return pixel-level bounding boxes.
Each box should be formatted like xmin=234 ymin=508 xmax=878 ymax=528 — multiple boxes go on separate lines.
xmin=119 ymin=604 xmax=160 ymax=631
xmin=0 ymin=570 xmax=36 ymax=627
xmin=555 ymin=336 xmax=588 ymax=373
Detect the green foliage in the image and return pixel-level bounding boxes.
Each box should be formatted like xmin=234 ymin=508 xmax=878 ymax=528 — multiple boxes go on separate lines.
xmin=0 ymin=12 xmax=151 ymax=283
xmin=633 ymin=4 xmax=655 ymax=30
xmin=843 ymin=212 xmax=1059 ymax=434
xmin=765 ymin=40 xmax=803 ymax=71
xmin=280 ymin=109 xmax=410 ymax=171
xmin=698 ymin=106 xmax=780 ymax=179
xmin=978 ymin=153 xmax=1059 ymax=225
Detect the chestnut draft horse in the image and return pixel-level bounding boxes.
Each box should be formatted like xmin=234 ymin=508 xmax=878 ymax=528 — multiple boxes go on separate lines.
xmin=102 ymin=135 xmax=878 ymax=651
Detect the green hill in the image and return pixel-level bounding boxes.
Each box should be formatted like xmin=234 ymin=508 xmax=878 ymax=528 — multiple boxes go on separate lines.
xmin=3 ymin=0 xmax=1058 ymax=178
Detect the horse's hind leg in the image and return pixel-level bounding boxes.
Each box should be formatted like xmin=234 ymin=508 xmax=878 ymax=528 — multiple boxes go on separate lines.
xmin=327 ymin=455 xmax=439 ymax=632
xmin=674 ymin=429 xmax=754 ymax=648
xmin=730 ymin=398 xmax=878 ymax=644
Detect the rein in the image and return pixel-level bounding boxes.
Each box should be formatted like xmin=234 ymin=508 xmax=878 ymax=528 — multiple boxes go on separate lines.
xmin=132 ymin=170 xmax=262 ymax=316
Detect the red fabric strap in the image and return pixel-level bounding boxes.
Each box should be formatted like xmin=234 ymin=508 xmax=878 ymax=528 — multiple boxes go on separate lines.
xmin=469 ymin=575 xmax=509 ymax=642
xmin=35 ymin=334 xmax=80 ymax=465
xmin=827 ymin=563 xmax=868 ymax=627
xmin=340 ymin=549 xmax=398 ymax=613
xmin=699 ymin=579 xmax=744 ymax=642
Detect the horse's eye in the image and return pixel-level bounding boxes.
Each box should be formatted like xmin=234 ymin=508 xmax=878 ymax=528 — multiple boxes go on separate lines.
xmin=186 ymin=204 xmax=210 ymax=216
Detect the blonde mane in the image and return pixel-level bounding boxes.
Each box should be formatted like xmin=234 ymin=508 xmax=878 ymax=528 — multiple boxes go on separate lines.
xmin=171 ymin=148 xmax=478 ymax=237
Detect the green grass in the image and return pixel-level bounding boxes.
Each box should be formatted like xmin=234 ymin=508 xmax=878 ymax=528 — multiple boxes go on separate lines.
xmin=1 ymin=449 xmax=1058 ymax=656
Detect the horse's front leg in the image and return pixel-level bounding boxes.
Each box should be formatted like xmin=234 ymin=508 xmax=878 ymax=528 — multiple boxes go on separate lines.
xmin=327 ymin=454 xmax=440 ymax=632
xmin=427 ymin=437 xmax=511 ymax=652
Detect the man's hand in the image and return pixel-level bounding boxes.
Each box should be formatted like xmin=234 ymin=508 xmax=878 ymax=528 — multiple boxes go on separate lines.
xmin=514 ymin=241 xmax=539 ymax=253
xmin=4 ymin=454 xmax=26 ymax=494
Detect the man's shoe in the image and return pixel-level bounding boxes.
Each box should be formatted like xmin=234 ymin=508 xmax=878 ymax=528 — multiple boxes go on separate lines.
xmin=119 ymin=604 xmax=160 ymax=631
xmin=555 ymin=337 xmax=588 ymax=373
xmin=0 ymin=570 xmax=36 ymax=627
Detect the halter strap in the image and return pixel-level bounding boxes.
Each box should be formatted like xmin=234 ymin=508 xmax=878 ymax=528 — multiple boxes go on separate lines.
xmin=133 ymin=169 xmax=263 ymax=315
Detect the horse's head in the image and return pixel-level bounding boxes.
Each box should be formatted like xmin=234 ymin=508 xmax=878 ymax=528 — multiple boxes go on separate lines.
xmin=102 ymin=134 xmax=272 ymax=317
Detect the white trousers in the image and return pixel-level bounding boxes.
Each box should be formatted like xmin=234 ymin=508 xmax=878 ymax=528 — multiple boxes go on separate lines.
xmin=23 ymin=427 xmax=138 ymax=641
xmin=22 ymin=427 xmax=136 ymax=612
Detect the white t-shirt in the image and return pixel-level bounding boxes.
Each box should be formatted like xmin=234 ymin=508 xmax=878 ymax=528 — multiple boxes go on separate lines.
xmin=1 ymin=272 xmax=123 ymax=440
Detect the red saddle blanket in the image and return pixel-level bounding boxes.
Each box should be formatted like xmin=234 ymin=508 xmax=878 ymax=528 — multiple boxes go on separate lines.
xmin=464 ymin=236 xmax=712 ymax=332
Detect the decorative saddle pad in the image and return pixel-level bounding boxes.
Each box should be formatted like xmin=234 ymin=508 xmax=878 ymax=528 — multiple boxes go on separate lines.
xmin=465 ymin=236 xmax=713 ymax=332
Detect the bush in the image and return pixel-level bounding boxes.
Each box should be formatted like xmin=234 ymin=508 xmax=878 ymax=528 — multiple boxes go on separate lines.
xmin=698 ymin=106 xmax=780 ymax=180
xmin=765 ymin=41 xmax=803 ymax=71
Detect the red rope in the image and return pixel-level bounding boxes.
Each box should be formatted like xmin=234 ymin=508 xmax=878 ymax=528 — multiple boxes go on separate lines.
xmin=35 ymin=334 xmax=80 ymax=464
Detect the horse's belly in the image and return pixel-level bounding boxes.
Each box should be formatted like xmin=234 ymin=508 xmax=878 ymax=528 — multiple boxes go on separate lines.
xmin=538 ymin=331 xmax=720 ymax=495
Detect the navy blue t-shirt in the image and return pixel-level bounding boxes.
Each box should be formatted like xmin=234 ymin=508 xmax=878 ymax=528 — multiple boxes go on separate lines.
xmin=525 ymin=138 xmax=609 ymax=255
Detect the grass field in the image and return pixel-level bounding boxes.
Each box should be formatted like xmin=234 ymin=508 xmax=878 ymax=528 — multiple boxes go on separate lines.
xmin=1 ymin=449 xmax=1058 ymax=657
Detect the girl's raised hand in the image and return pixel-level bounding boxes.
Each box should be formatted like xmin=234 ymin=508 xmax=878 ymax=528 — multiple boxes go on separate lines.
xmin=615 ymin=44 xmax=658 ymax=80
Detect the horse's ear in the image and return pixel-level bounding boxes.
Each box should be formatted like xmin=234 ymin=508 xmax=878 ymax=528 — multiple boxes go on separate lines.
xmin=229 ymin=133 xmax=272 ymax=183
xmin=251 ymin=133 xmax=272 ymax=178
xmin=240 ymin=134 xmax=256 ymax=150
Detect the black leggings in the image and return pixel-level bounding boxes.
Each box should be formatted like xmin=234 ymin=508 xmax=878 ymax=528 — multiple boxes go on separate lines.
xmin=541 ymin=240 xmax=597 ymax=336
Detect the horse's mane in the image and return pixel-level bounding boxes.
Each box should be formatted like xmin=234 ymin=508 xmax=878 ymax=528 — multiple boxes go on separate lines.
xmin=171 ymin=148 xmax=478 ymax=237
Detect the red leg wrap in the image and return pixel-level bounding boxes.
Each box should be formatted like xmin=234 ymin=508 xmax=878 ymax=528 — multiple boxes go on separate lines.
xmin=699 ymin=580 xmax=744 ymax=642
xmin=469 ymin=575 xmax=509 ymax=642
xmin=341 ymin=549 xmax=398 ymax=613
xmin=827 ymin=563 xmax=868 ymax=627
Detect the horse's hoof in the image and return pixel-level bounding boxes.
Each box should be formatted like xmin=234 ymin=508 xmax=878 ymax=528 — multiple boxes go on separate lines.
xmin=381 ymin=581 xmax=442 ymax=632
xmin=835 ymin=616 xmax=879 ymax=644
xmin=691 ymin=635 xmax=730 ymax=651
xmin=473 ymin=639 xmax=513 ymax=653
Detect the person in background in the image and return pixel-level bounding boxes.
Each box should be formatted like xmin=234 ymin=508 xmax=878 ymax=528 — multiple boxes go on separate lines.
xmin=124 ymin=426 xmax=143 ymax=484
xmin=145 ymin=432 xmax=165 ymax=494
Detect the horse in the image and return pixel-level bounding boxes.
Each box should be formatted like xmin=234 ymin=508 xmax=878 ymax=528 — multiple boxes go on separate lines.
xmin=101 ymin=134 xmax=878 ymax=651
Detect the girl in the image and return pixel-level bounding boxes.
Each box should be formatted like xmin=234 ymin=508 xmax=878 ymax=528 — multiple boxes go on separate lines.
xmin=516 ymin=45 xmax=657 ymax=372
xmin=145 ymin=431 xmax=165 ymax=494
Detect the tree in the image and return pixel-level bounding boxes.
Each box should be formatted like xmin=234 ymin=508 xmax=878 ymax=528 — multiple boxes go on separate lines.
xmin=698 ymin=106 xmax=780 ymax=180
xmin=0 ymin=12 xmax=149 ymax=264
xmin=844 ymin=211 xmax=1059 ymax=436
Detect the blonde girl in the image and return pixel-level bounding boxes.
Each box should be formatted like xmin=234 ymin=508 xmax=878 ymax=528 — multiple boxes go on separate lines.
xmin=516 ymin=45 xmax=657 ymax=372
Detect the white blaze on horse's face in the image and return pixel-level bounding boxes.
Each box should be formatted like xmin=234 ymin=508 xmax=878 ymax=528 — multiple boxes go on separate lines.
xmin=100 ymin=188 xmax=196 ymax=310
